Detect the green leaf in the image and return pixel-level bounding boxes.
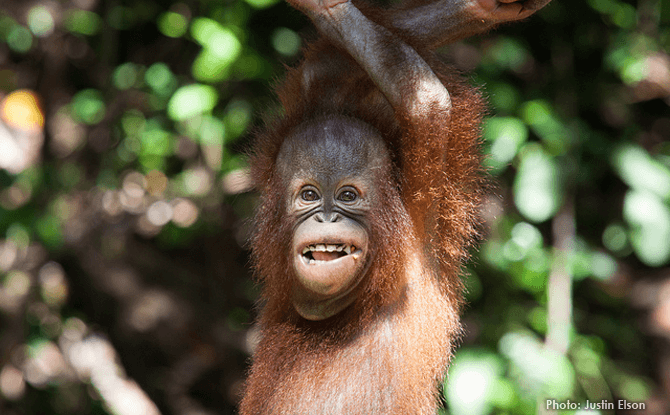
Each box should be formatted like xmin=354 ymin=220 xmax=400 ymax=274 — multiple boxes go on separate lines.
xmin=167 ymin=84 xmax=219 ymax=121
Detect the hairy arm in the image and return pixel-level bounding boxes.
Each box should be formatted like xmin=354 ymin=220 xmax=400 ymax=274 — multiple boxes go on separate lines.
xmin=288 ymin=0 xmax=553 ymax=114
xmin=289 ymin=0 xmax=451 ymax=119
xmin=389 ymin=0 xmax=553 ymax=49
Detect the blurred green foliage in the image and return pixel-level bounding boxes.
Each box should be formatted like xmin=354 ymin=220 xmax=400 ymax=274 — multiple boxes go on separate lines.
xmin=0 ymin=0 xmax=668 ymax=414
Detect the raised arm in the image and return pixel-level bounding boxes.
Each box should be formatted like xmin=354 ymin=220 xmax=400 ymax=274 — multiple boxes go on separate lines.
xmin=288 ymin=0 xmax=451 ymax=119
xmin=388 ymin=0 xmax=553 ymax=49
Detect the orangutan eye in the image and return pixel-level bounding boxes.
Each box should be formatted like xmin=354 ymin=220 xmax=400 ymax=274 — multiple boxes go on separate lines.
xmin=337 ymin=190 xmax=357 ymax=202
xmin=301 ymin=189 xmax=320 ymax=202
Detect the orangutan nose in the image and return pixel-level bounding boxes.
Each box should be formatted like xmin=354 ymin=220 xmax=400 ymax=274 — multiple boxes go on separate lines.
xmin=314 ymin=212 xmax=341 ymax=223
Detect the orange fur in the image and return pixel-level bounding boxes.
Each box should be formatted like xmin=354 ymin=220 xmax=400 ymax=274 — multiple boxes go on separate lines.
xmin=242 ymin=13 xmax=485 ymax=414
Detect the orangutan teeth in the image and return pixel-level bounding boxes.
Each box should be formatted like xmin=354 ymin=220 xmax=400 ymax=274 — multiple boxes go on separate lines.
xmin=301 ymin=244 xmax=356 ymax=258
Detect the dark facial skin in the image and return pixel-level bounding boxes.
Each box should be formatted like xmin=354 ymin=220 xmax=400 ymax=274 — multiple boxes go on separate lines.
xmin=276 ymin=115 xmax=391 ymax=320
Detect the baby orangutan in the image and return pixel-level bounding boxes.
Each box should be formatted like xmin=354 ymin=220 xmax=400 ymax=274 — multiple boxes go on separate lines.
xmin=242 ymin=0 xmax=552 ymax=413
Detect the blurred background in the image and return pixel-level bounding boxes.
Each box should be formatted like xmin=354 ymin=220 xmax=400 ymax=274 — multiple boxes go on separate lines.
xmin=0 ymin=0 xmax=668 ymax=413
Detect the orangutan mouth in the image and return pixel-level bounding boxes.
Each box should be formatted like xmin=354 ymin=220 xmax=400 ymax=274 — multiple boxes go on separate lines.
xmin=301 ymin=243 xmax=357 ymax=263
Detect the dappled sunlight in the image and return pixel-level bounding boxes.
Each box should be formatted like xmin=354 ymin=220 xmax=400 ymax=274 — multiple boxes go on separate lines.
xmin=38 ymin=262 xmax=68 ymax=308
xmin=0 ymin=364 xmax=25 ymax=401
xmin=0 ymin=270 xmax=31 ymax=313
xmin=48 ymin=110 xmax=86 ymax=158
xmin=24 ymin=340 xmax=69 ymax=388
xmin=127 ymin=290 xmax=183 ymax=333
xmin=182 ymin=167 xmax=214 ymax=196
xmin=146 ymin=201 xmax=174 ymax=227
xmin=446 ymin=352 xmax=504 ymax=415
xmin=0 ymin=90 xmax=44 ymax=174
xmin=63 ymin=335 xmax=161 ymax=415
xmin=512 ymin=144 xmax=561 ymax=223
xmin=171 ymin=198 xmax=200 ymax=227
xmin=1 ymin=90 xmax=44 ymax=131
xmin=623 ymin=190 xmax=670 ymax=266
xmin=499 ymin=331 xmax=575 ymax=398
xmin=0 ymin=0 xmax=668 ymax=413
